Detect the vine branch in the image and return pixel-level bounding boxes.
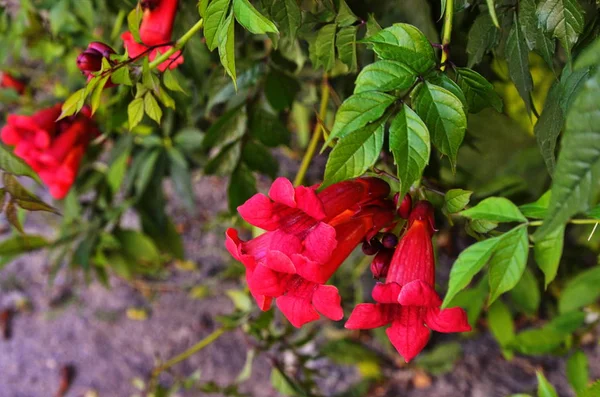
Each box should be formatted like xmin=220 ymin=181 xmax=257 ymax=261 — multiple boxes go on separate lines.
xmin=440 ymin=0 xmax=454 ymax=70
xmin=148 ymin=18 xmax=205 ymax=70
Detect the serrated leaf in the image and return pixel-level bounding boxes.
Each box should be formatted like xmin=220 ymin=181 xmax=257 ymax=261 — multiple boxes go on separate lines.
xmin=5 ymin=200 xmax=22 ymax=233
xmin=536 ymin=372 xmax=558 ymax=397
xmin=519 ymin=0 xmax=538 ymax=50
xmin=506 ymin=15 xmax=534 ymax=114
xmin=535 ymin=81 xmax=563 ymax=175
xmin=445 ymin=189 xmax=472 ymax=213
xmin=467 ymin=14 xmax=500 ymax=67
xmin=426 ymin=72 xmax=467 ymax=110
xmin=566 ymin=350 xmax=588 ymax=394
xmin=456 ymin=68 xmax=503 ymax=113
xmin=204 ymin=0 xmax=231 ymax=51
xmin=325 ymin=91 xmax=395 ymax=145
xmin=469 ymin=219 xmax=499 ymax=234
xmin=559 ymin=67 xmax=590 ymax=114
xmin=411 ymin=82 xmax=466 ymax=170
xmin=199 ymin=0 xmax=210 ymax=17
xmin=323 ymin=119 xmax=385 ymax=188
xmin=537 ymin=0 xmax=584 ymax=55
xmin=90 ymin=75 xmax=109 ymax=115
xmin=365 ymin=13 xmax=381 ymax=39
xmin=218 ymin=10 xmax=237 ymax=87
xmin=336 ymin=26 xmax=358 ymax=72
xmin=58 ymin=89 xmax=86 ymax=120
xmin=336 ymin=0 xmax=358 ymax=27
xmin=128 ymin=97 xmax=145 ymax=130
xmin=461 ymin=197 xmax=527 ymax=223
xmin=442 ymin=236 xmax=502 ymax=308
xmin=143 ymin=93 xmax=162 ymax=124
xmin=228 ymin=163 xmax=257 ymax=213
xmin=314 ymin=24 xmax=337 ymax=71
xmin=389 ymin=105 xmax=430 ymax=198
xmin=361 ymin=23 xmax=436 ymax=74
xmin=534 ymin=69 xmax=600 ymax=240
xmin=534 ymin=225 xmax=564 ymax=288
xmin=354 ymin=60 xmax=417 ymax=94
xmin=233 ymin=0 xmax=278 ymax=34
xmin=0 ymin=144 xmax=42 ymax=183
xmin=488 ymin=226 xmax=529 ymax=303
xmin=558 ymin=265 xmax=600 ymax=314
xmin=267 ymin=0 xmax=301 ymax=39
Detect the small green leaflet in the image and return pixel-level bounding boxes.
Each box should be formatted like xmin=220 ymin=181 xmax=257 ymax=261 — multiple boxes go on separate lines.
xmin=426 ymin=72 xmax=467 ymax=110
xmin=389 ymin=105 xmax=430 ymax=198
xmin=335 ymin=0 xmax=358 ymax=27
xmin=325 ymin=91 xmax=395 ymax=146
xmin=505 ymin=15 xmax=534 ymax=114
xmin=510 ymin=267 xmax=541 ymax=316
xmin=520 ymin=191 xmax=551 ymax=219
xmin=536 ymin=372 xmax=558 ymax=397
xmin=264 ymin=0 xmax=301 ymax=39
xmin=0 ymin=144 xmax=42 ymax=183
xmin=534 ymin=225 xmax=564 ymax=288
xmin=566 ymin=350 xmax=589 ymax=394
xmin=444 ymin=189 xmax=472 ymax=214
xmin=58 ymin=88 xmax=85 ymax=120
xmin=466 ymin=14 xmax=500 ymax=67
xmin=204 ymin=0 xmax=231 ymax=51
xmin=536 ymin=0 xmax=584 ymax=55
xmin=361 ymin=23 xmax=436 ymax=74
xmin=558 ymin=265 xmax=600 ymax=314
xmin=217 ymin=10 xmax=237 ymax=87
xmin=314 ymin=24 xmax=337 ymax=71
xmin=460 ymin=197 xmax=527 ymax=223
xmin=323 ymin=119 xmax=385 ymax=188
xmin=354 ymin=60 xmax=417 ymax=94
xmin=535 ymin=81 xmax=563 ymax=175
xmin=233 ymin=0 xmax=278 ymax=34
xmin=143 ymin=93 xmax=162 ymax=124
xmin=336 ymin=26 xmax=358 ymax=72
xmin=487 ymin=300 xmax=515 ymax=359
xmin=128 ymin=97 xmax=145 ymax=130
xmin=456 ymin=68 xmax=503 ymax=113
xmin=411 ymin=82 xmax=466 ymax=171
xmin=488 ymin=226 xmax=529 ymax=303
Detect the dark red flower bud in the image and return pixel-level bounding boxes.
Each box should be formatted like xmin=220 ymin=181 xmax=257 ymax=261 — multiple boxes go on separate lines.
xmin=362 ymin=237 xmax=383 ymax=256
xmin=87 ymin=42 xmax=116 ymax=59
xmin=381 ymin=233 xmax=398 ymax=249
xmin=398 ymin=193 xmax=413 ymax=219
xmin=370 ymin=248 xmax=394 ymax=279
xmin=76 ymin=51 xmax=103 ymax=73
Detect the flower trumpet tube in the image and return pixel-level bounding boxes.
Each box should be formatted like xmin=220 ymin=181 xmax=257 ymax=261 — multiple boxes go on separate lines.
xmin=122 ymin=0 xmax=183 ymax=71
xmin=345 ymin=201 xmax=471 ymax=362
xmin=226 ymin=177 xmax=396 ymax=328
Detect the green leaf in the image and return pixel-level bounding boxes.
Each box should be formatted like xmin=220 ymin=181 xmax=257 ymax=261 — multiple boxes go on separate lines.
xmin=444 ymin=189 xmax=472 ymax=214
xmin=558 ymin=265 xmax=600 ymax=313
xmin=488 ymin=300 xmax=515 ymax=353
xmin=336 ymin=0 xmax=358 ymax=27
xmin=413 ymin=342 xmax=462 ymax=376
xmin=460 ymin=197 xmax=527 ymax=223
xmin=58 ymin=88 xmax=86 ymax=120
xmin=326 ymin=91 xmax=395 ymax=145
xmin=566 ymin=350 xmax=588 ymax=394
xmin=134 ymin=149 xmax=161 ymax=197
xmin=5 ymin=200 xmax=22 ymax=233
xmin=90 ymin=75 xmax=109 ymax=115
xmin=510 ymin=328 xmax=566 ymax=355
xmin=456 ymin=68 xmax=503 ymax=113
xmin=111 ymin=67 xmax=133 ymax=86
xmin=354 ymin=60 xmax=417 ymax=94
xmin=3 ymin=174 xmax=59 ymax=213
xmin=203 ymin=105 xmax=247 ymax=150
xmin=389 ymin=104 xmax=430 ymax=198
xmin=115 ymin=230 xmax=161 ymax=270
xmin=560 ymin=67 xmax=590 ymax=115
xmin=536 ymin=372 xmax=558 ymax=397
xmin=265 ymin=69 xmax=300 ymax=111
xmin=365 ymin=13 xmax=381 ymax=39
xmin=270 ymin=368 xmax=301 ymax=396
xmin=534 ymin=69 xmax=600 ymax=240
xmin=174 ymin=128 xmax=204 ymax=151
xmin=163 ymin=69 xmax=186 ymax=93
xmin=488 ymin=226 xmax=529 ymax=303
xmin=314 ymin=24 xmax=337 ymax=71
xmin=168 ymin=148 xmax=195 ymax=212
xmin=126 ymin=3 xmax=142 ymax=43
xmin=411 ymin=82 xmax=466 ymax=171
xmin=486 ymin=0 xmax=500 ymax=28
xmin=106 ymin=139 xmax=131 ymax=195
xmin=205 ymin=141 xmax=242 ymax=175
xmin=128 ymin=97 xmax=145 ymax=130
xmin=580 ymin=382 xmax=600 ymax=397
xmin=217 ymin=10 xmax=237 ymax=87
xmin=574 ymin=37 xmax=600 ymax=70
xmin=0 ymin=144 xmax=42 ymax=183
xmin=143 ymin=93 xmax=162 ymax=124
xmin=233 ymin=0 xmax=278 ymax=34
xmin=535 ymin=81 xmax=563 ymax=175
xmin=249 ymin=108 xmax=290 ymax=147
xmin=199 ymin=0 xmax=210 ymax=17
xmin=518 ymin=0 xmax=538 ymax=50
xmin=336 ymin=26 xmax=358 ymax=72
xmin=534 ymin=225 xmax=564 ymax=288
xmin=204 ymin=0 xmax=231 ymax=51
xmin=468 ymin=219 xmax=499 ymax=234
xmin=426 ymin=72 xmax=467 ymax=110
xmin=467 ymin=14 xmax=501 ymax=67
xmin=242 ymin=140 xmax=278 ymax=179
xmin=505 ymin=15 xmax=534 ymax=114
xmin=0 ymin=234 xmax=49 ymax=257
xmin=510 ymin=267 xmax=541 ymax=316
xmin=266 ymin=0 xmax=301 ymax=39
xmin=361 ymin=23 xmax=436 ymax=74
xmin=442 ymin=237 xmax=501 ymax=308
xmin=323 ymin=119 xmax=385 ymax=188
xmin=520 ymin=191 xmax=551 ymax=219
xmin=536 ymin=0 xmax=584 ymax=55
xmin=228 ymin=163 xmax=257 ymax=213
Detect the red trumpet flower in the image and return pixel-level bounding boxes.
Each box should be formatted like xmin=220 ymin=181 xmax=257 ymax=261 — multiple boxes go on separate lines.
xmin=0 ymin=72 xmax=25 ymax=95
xmin=122 ymin=0 xmax=183 ymax=71
xmin=1 ymin=104 xmax=99 ymax=199
xmin=226 ymin=177 xmax=395 ymax=327
xmin=346 ymin=201 xmax=470 ymax=362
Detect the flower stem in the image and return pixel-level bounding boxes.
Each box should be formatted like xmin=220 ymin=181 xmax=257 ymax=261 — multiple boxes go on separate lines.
xmin=149 ymin=326 xmax=226 ymax=385
xmin=440 ymin=0 xmax=454 ymax=70
xmin=293 ymin=75 xmax=330 ymax=187
xmin=148 ymin=18 xmax=204 ymax=70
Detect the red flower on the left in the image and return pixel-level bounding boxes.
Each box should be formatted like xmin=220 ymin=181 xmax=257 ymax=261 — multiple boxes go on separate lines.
xmin=1 ymin=104 xmax=99 ymax=199
xmin=0 ymin=72 xmax=26 ymax=95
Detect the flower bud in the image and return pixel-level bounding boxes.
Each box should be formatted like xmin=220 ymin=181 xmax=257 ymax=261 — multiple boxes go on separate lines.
xmin=87 ymin=42 xmax=116 ymax=59
xmin=398 ymin=193 xmax=412 ymax=219
xmin=381 ymin=233 xmax=398 ymax=249
xmin=362 ymin=237 xmax=383 ymax=256
xmin=370 ymin=248 xmax=393 ymax=279
xmin=76 ymin=51 xmax=103 ymax=74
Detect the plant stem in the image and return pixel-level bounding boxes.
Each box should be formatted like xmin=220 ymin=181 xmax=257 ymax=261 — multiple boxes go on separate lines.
xmin=293 ymin=75 xmax=330 ymax=187
xmin=148 ymin=18 xmax=204 ymax=70
xmin=440 ymin=0 xmax=454 ymax=70
xmin=149 ymin=326 xmax=226 ymax=385
xmin=529 ymin=219 xmax=600 ymax=227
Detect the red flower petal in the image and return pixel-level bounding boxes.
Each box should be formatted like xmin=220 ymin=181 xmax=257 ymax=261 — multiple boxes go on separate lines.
xmin=312 ymin=284 xmax=343 ymax=321
xmin=254 ymin=295 xmax=273 ymax=311
xmin=269 ymin=230 xmax=303 ymax=256
xmin=248 ymin=265 xmax=288 ymax=297
xmin=265 ymin=251 xmax=296 ymax=274
xmin=386 ymin=308 xmax=430 ymax=363
xmin=303 ymin=222 xmax=337 ymax=263
xmin=225 ymin=228 xmax=243 ymax=261
xmin=276 ymin=295 xmax=320 ymax=328
xmin=269 ymin=177 xmax=296 ymax=207
xmin=425 ymin=307 xmax=471 ymax=333
xmin=397 ymin=280 xmax=442 ymax=307
xmin=372 ymin=282 xmax=402 ymax=304
xmin=237 ymin=193 xmax=278 ymax=230
xmin=295 ymin=185 xmax=326 ymax=220
xmin=345 ymin=303 xmax=395 ymax=329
